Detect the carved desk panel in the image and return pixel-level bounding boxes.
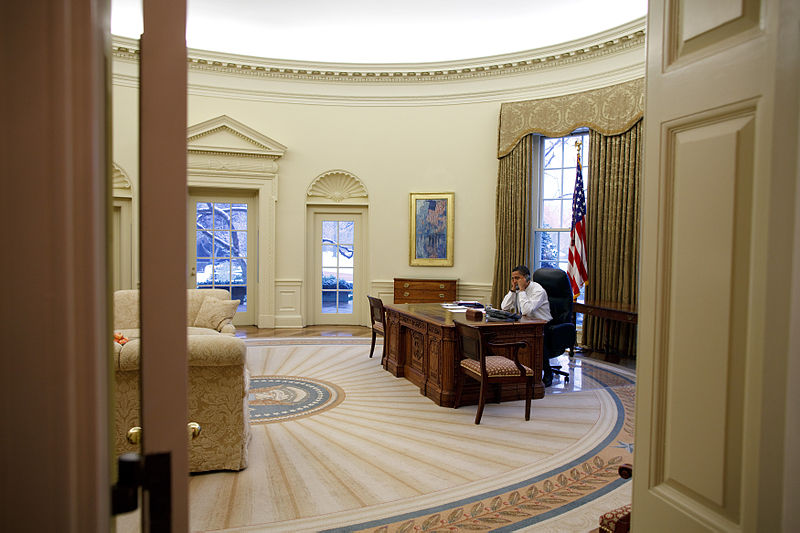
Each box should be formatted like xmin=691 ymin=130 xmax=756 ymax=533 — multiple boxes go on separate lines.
xmin=384 ymin=303 xmax=545 ymax=407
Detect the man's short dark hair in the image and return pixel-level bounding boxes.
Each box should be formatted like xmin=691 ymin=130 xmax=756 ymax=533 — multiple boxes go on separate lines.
xmin=512 ymin=265 xmax=531 ymax=280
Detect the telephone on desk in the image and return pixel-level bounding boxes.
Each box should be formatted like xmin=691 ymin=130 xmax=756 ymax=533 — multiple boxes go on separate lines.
xmin=485 ymin=308 xmax=521 ymax=322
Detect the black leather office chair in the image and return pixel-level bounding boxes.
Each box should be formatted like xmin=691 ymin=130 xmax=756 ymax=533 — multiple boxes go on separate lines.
xmin=532 ymin=267 xmax=577 ymax=386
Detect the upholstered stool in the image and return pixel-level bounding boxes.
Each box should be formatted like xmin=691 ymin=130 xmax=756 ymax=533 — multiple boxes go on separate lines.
xmin=599 ymin=503 xmax=631 ymax=533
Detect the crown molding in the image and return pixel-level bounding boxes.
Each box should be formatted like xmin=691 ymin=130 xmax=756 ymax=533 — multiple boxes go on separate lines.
xmin=112 ymin=17 xmax=645 ymax=83
xmin=113 ymin=61 xmax=644 ymax=107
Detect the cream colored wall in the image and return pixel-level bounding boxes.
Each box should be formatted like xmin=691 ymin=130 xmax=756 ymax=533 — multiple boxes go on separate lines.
xmin=185 ymin=96 xmax=501 ymax=284
xmin=111 ymin=21 xmax=646 ymax=325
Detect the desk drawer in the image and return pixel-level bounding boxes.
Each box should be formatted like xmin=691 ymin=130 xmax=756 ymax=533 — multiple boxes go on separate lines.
xmin=394 ymin=288 xmax=455 ymax=303
xmin=393 ymin=278 xmax=457 ymax=304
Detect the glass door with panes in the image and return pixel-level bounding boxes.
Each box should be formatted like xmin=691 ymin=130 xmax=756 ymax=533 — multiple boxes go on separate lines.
xmin=313 ymin=212 xmax=362 ymax=325
xmin=189 ymin=194 xmax=256 ymax=325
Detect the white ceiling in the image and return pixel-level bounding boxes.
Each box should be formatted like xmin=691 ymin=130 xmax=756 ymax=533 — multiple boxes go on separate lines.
xmin=111 ymin=0 xmax=647 ymax=64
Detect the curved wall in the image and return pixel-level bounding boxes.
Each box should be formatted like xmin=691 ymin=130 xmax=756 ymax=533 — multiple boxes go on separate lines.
xmin=111 ymin=19 xmax=645 ymax=325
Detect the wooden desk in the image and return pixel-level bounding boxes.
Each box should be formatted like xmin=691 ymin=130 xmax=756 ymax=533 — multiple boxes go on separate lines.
xmin=573 ymin=300 xmax=637 ymax=356
xmin=383 ymin=303 xmax=546 ymax=407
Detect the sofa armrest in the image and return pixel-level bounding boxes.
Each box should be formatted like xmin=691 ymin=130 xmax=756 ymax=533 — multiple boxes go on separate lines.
xmin=116 ymin=336 xmax=245 ymax=371
xmin=187 ymin=335 xmax=245 ymax=367
xmin=219 ymin=322 xmax=236 ymax=335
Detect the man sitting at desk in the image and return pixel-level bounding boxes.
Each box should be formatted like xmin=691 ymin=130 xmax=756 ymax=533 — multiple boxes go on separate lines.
xmin=501 ymin=265 xmax=552 ymax=321
xmin=501 ymin=265 xmax=557 ymax=386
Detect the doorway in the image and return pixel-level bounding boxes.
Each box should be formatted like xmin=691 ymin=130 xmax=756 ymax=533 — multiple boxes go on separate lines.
xmin=188 ymin=191 xmax=258 ymax=325
xmin=309 ymin=209 xmax=366 ymax=325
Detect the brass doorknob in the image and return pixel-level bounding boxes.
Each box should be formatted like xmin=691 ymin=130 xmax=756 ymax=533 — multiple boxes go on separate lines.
xmin=188 ymin=422 xmax=201 ymax=440
xmin=126 ymin=426 xmax=142 ymax=445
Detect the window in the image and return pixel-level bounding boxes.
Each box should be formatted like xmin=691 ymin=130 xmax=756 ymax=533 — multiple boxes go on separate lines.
xmin=532 ymin=129 xmax=589 ymax=297
xmin=195 ymin=201 xmax=249 ymax=312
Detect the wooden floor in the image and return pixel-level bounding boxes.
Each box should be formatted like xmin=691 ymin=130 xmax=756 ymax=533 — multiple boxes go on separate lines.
xmin=235 ymin=324 xmax=375 ymax=340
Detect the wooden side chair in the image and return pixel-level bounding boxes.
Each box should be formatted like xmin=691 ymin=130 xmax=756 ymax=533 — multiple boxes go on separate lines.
xmin=454 ymin=322 xmax=532 ymax=425
xmin=367 ymin=295 xmax=386 ymax=362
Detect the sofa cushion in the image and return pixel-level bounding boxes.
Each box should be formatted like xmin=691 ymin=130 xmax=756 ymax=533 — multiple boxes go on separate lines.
xmin=194 ymin=298 xmax=240 ymax=331
xmin=187 ymin=288 xmax=233 ymax=323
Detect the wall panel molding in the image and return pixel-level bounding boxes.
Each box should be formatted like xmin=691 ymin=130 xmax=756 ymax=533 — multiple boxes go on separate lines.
xmin=274 ymin=279 xmax=304 ymax=328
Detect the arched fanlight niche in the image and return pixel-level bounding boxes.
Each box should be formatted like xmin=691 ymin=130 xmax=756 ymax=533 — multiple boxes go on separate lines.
xmin=112 ymin=163 xmax=133 ymax=198
xmin=306 ymin=169 xmax=368 ymax=204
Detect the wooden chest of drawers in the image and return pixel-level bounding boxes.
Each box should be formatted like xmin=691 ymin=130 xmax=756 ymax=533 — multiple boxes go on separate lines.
xmin=393 ymin=278 xmax=458 ymax=304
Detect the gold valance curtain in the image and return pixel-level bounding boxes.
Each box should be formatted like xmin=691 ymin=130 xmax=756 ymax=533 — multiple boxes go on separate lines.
xmin=583 ymin=120 xmax=642 ymax=355
xmin=491 ymin=135 xmax=532 ymax=306
xmin=497 ymin=78 xmax=645 ymax=157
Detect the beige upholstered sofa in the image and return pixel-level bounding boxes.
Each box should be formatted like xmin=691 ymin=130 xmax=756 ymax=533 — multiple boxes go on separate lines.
xmin=113 ymin=289 xmax=250 ymax=472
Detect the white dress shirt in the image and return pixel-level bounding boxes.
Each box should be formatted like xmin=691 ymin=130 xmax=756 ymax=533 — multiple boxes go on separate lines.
xmin=501 ymin=281 xmax=553 ymax=321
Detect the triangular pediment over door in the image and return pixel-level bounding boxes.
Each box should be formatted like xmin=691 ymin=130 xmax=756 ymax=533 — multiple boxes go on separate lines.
xmin=187 ymin=115 xmax=287 ymax=328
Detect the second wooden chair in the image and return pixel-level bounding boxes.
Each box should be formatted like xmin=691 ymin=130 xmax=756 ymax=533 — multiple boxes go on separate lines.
xmin=454 ymin=322 xmax=532 ymax=425
xmin=367 ymin=295 xmax=387 ymax=363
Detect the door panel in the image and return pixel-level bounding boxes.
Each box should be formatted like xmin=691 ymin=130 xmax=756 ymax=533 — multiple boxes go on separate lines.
xmin=312 ymin=211 xmax=365 ymax=325
xmin=635 ymin=0 xmax=796 ymax=530
xmin=189 ymin=193 xmax=257 ymax=325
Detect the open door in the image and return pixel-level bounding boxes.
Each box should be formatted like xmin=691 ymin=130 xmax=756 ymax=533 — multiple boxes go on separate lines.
xmin=634 ymin=0 xmax=798 ymax=530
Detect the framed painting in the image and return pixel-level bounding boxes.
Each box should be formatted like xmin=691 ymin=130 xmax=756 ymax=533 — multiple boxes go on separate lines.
xmin=409 ymin=192 xmax=454 ymax=266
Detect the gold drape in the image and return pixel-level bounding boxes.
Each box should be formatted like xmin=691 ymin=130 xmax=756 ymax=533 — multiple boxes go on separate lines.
xmin=498 ymin=78 xmax=645 ymax=157
xmin=583 ymin=120 xmax=642 ymax=355
xmin=491 ymin=135 xmax=532 ymax=306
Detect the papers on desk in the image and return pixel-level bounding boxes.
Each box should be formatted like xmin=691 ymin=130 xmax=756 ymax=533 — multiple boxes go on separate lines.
xmin=440 ymin=303 xmax=468 ymax=312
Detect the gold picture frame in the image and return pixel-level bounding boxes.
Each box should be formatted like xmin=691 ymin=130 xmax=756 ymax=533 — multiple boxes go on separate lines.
xmin=409 ymin=192 xmax=454 ymax=266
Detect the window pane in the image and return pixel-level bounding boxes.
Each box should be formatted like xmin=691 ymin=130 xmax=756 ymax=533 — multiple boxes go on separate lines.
xmin=558 ymin=233 xmax=570 ymax=261
xmin=196 ymin=202 xmax=213 ymax=230
xmin=231 ymin=258 xmax=246 ymax=284
xmin=213 ymin=259 xmax=231 ymax=284
xmin=543 ymin=138 xmax=562 ymax=169
xmin=322 ymin=245 xmax=337 ymax=266
xmin=231 ymin=231 xmax=247 ymax=257
xmin=321 ymin=291 xmax=337 ymax=313
xmin=541 ymin=200 xmax=562 ymax=228
xmin=542 ymin=170 xmax=561 ymax=199
xmin=338 ymin=245 xmax=354 ymax=268
xmin=213 ymin=203 xmax=231 ymax=229
xmin=338 ymin=221 xmax=354 ymax=244
xmin=231 ymin=204 xmax=247 ymax=230
xmin=563 ymin=170 xmax=576 ymax=198
xmin=539 ymin=231 xmax=559 ymax=264
xmin=322 ymin=220 xmax=337 ymax=244
xmin=562 ymin=200 xmax=573 ymax=228
xmin=322 ymin=268 xmax=337 ymax=289
xmin=213 ymin=231 xmax=231 ymax=257
xmin=196 ymin=257 xmax=213 ymax=285
xmin=338 ymin=290 xmax=353 ymax=313
xmin=338 ymin=267 xmax=353 ymax=290
xmin=196 ymin=230 xmax=213 ymax=257
xmin=231 ymin=285 xmax=247 ymax=312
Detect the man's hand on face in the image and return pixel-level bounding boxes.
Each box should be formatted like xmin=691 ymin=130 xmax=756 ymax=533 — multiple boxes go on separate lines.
xmin=510 ymin=271 xmax=529 ymax=292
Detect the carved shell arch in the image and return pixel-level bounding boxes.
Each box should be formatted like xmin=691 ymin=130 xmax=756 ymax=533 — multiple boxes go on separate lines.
xmin=112 ymin=163 xmax=133 ymax=196
xmin=306 ymin=170 xmax=368 ymax=203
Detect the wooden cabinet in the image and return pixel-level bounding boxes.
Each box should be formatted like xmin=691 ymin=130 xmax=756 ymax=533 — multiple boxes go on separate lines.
xmin=393 ymin=278 xmax=457 ymax=304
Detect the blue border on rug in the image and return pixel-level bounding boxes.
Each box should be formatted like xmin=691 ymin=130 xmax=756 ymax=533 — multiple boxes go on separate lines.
xmin=322 ymin=369 xmax=633 ymax=533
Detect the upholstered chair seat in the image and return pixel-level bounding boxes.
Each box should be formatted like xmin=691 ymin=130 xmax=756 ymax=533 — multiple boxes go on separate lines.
xmin=460 ymin=356 xmax=533 ymax=377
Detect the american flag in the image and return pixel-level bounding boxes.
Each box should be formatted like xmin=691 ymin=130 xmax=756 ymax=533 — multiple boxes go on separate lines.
xmin=567 ymin=147 xmax=588 ymax=299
